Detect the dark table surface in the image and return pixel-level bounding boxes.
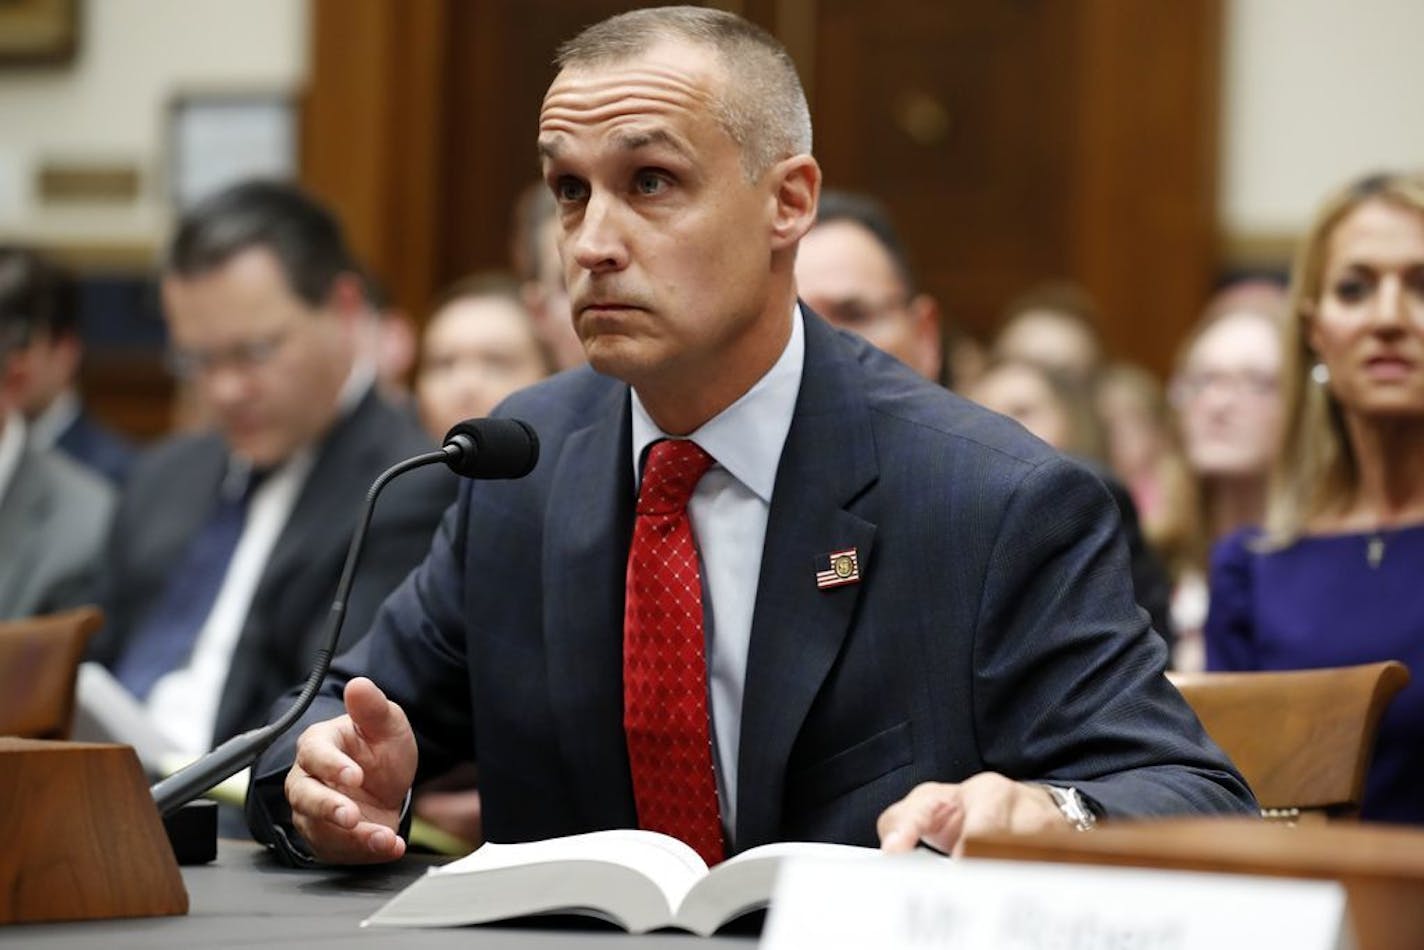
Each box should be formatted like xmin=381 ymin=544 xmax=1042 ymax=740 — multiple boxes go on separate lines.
xmin=5 ymin=840 xmax=757 ymax=949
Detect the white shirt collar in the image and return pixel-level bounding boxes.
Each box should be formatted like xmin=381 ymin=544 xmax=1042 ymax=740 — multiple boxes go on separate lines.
xmin=0 ymin=411 xmax=24 ymax=504
xmin=630 ymin=303 xmax=805 ymax=502
xmin=28 ymin=388 xmax=80 ymax=450
xmin=338 ymin=356 xmax=377 ymax=416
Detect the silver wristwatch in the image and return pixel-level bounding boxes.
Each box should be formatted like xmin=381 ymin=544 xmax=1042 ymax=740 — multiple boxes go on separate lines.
xmin=1043 ymin=785 xmax=1097 ymax=831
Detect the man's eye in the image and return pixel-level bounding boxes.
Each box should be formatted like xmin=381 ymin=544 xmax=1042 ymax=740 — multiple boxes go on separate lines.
xmin=635 ymin=172 xmax=668 ymax=196
xmin=554 ymin=178 xmax=587 ymax=203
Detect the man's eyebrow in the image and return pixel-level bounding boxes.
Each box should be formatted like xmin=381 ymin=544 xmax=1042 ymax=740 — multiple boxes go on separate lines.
xmin=536 ymin=128 xmax=691 ymax=165
xmin=613 ymin=128 xmax=691 ymax=158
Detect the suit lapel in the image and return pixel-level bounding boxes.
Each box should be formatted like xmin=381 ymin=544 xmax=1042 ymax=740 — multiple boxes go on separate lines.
xmin=542 ymin=383 xmax=639 ymax=828
xmin=736 ymin=314 xmax=879 ymax=848
xmin=214 ymin=391 xmax=382 ymax=739
xmin=256 ymin=391 xmax=381 ymax=602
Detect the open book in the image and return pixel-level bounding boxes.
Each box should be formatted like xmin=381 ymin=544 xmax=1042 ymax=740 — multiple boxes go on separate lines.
xmin=363 ymin=828 xmax=880 ymax=935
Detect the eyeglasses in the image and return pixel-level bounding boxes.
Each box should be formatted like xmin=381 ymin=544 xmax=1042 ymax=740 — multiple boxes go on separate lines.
xmin=814 ymin=294 xmax=910 ymax=331
xmin=166 ymin=326 xmax=293 ymax=380
xmin=1170 ymin=369 xmax=1279 ymax=406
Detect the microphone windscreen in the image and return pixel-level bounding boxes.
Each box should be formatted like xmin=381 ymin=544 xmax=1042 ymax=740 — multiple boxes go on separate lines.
xmin=443 ymin=418 xmax=540 ymax=479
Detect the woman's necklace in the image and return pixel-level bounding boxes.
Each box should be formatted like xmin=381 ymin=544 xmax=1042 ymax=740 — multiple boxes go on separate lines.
xmin=1367 ymin=531 xmax=1386 ymax=569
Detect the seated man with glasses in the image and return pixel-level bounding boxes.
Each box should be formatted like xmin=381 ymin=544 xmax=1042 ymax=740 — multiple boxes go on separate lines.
xmin=87 ymin=182 xmax=456 ymax=824
xmin=794 ymin=189 xmax=947 ymax=385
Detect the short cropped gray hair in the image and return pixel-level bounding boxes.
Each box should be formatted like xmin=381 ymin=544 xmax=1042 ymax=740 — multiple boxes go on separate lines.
xmin=555 ymin=6 xmax=812 ymax=179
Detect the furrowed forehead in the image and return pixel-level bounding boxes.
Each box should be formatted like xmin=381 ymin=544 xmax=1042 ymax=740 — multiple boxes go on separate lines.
xmin=537 ymin=49 xmax=725 ymax=159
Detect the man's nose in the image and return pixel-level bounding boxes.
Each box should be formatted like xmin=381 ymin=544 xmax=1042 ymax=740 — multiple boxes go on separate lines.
xmin=204 ymin=363 xmax=251 ymax=407
xmin=571 ymin=193 xmax=629 ymax=274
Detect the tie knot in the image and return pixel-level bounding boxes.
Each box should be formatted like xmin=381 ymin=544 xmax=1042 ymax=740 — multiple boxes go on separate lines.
xmin=637 ymin=439 xmax=714 ymax=514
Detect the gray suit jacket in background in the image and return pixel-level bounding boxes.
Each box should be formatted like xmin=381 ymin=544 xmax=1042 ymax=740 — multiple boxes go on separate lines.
xmin=88 ymin=387 xmax=456 ymax=747
xmin=0 ymin=437 xmax=116 ymax=620
xmin=250 ymin=311 xmax=1256 ymax=860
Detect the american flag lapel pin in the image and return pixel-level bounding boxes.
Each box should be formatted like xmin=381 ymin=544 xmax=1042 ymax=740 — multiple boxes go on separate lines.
xmin=815 ymin=548 xmax=861 ymax=590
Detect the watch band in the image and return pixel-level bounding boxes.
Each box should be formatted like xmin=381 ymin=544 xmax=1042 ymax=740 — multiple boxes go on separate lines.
xmin=1043 ymin=784 xmax=1097 ymax=831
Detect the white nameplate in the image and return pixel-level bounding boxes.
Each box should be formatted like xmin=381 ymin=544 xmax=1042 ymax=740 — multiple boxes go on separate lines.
xmin=762 ymin=854 xmax=1347 ymax=949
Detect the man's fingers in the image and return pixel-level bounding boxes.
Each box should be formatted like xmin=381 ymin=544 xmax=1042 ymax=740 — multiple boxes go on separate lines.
xmin=286 ymin=763 xmax=361 ymax=828
xmin=877 ymin=783 xmax=963 ymax=853
xmin=287 ymin=762 xmax=407 ymax=865
xmin=293 ymin=811 xmax=407 ymax=865
xmin=282 ymin=702 xmax=414 ymax=866
xmin=293 ymin=720 xmax=364 ymax=788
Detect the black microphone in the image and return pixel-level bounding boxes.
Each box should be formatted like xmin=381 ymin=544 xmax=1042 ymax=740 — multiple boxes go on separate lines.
xmin=442 ymin=418 xmax=540 ymax=479
xmin=150 ymin=417 xmax=540 ymax=816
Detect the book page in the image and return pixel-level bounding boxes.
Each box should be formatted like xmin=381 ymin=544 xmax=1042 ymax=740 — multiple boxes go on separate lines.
xmin=436 ymin=829 xmax=709 ymax=915
xmin=367 ymin=829 xmax=712 ymax=933
xmin=676 ymin=841 xmax=881 ymax=936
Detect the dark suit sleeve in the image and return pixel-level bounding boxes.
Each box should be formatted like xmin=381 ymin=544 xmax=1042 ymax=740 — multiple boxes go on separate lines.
xmin=970 ymin=455 xmax=1256 ymax=817
xmin=246 ymin=485 xmax=476 ymax=861
xmin=1098 ymin=472 xmax=1175 ymax=656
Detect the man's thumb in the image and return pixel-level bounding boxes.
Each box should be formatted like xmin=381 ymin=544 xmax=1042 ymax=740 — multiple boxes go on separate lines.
xmin=344 ymin=676 xmax=406 ymax=743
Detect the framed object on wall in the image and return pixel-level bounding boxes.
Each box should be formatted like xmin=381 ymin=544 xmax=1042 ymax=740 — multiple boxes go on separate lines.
xmin=0 ymin=0 xmax=79 ymax=67
xmin=167 ymin=90 xmax=298 ymax=211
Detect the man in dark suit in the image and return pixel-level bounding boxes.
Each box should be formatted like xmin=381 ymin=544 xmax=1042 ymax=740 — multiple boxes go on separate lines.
xmin=248 ymin=6 xmax=1254 ymax=866
xmin=88 ymin=181 xmax=454 ymax=764
xmin=4 ymin=247 xmax=136 ymax=487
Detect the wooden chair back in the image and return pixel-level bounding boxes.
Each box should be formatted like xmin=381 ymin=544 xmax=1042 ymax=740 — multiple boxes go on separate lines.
xmin=1168 ymin=661 xmax=1410 ymax=821
xmin=0 ymin=606 xmax=104 ymax=740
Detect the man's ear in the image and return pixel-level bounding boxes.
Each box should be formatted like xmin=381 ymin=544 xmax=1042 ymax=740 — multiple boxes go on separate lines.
xmin=768 ymin=155 xmax=821 ymax=251
xmin=909 ymin=293 xmax=945 ymax=383
xmin=0 ymin=349 xmax=28 ymax=412
xmin=325 ymin=272 xmax=371 ymax=332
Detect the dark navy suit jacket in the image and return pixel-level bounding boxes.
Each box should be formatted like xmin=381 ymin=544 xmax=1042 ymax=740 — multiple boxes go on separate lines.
xmin=248 ymin=312 xmax=1254 ymax=858
xmin=90 ymin=387 xmax=454 ymax=748
xmin=57 ymin=409 xmax=135 ymax=487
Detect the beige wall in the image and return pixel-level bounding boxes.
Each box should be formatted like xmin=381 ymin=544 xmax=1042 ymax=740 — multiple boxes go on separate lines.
xmin=1 ymin=0 xmax=1420 ymax=258
xmin=1221 ymin=0 xmax=1424 ymax=240
xmin=0 ymin=0 xmax=308 ymax=252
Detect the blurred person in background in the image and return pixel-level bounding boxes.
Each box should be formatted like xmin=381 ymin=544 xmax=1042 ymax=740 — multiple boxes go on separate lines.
xmin=360 ymin=272 xmax=419 ymax=405
xmin=967 ymin=358 xmax=1105 ymax=460
xmin=513 ymin=182 xmax=585 ymax=371
xmin=6 ymin=248 xmax=134 ymax=486
xmin=0 ymin=247 xmax=115 ymax=618
xmin=1096 ymin=362 xmax=1195 ymax=561
xmin=1207 ymin=171 xmax=1424 ymax=823
xmin=967 ymin=357 xmax=1173 ymax=651
xmin=1163 ymin=281 xmax=1287 ymax=670
xmin=993 ymin=281 xmax=1107 ymax=388
xmin=88 ymin=181 xmax=454 ymax=795
xmin=415 ymin=273 xmax=553 ymax=443
xmin=795 ymin=189 xmax=945 ymax=384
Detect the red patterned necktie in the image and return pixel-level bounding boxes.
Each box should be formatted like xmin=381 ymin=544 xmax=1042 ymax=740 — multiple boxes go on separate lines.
xmin=624 ymin=438 xmax=725 ymax=866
